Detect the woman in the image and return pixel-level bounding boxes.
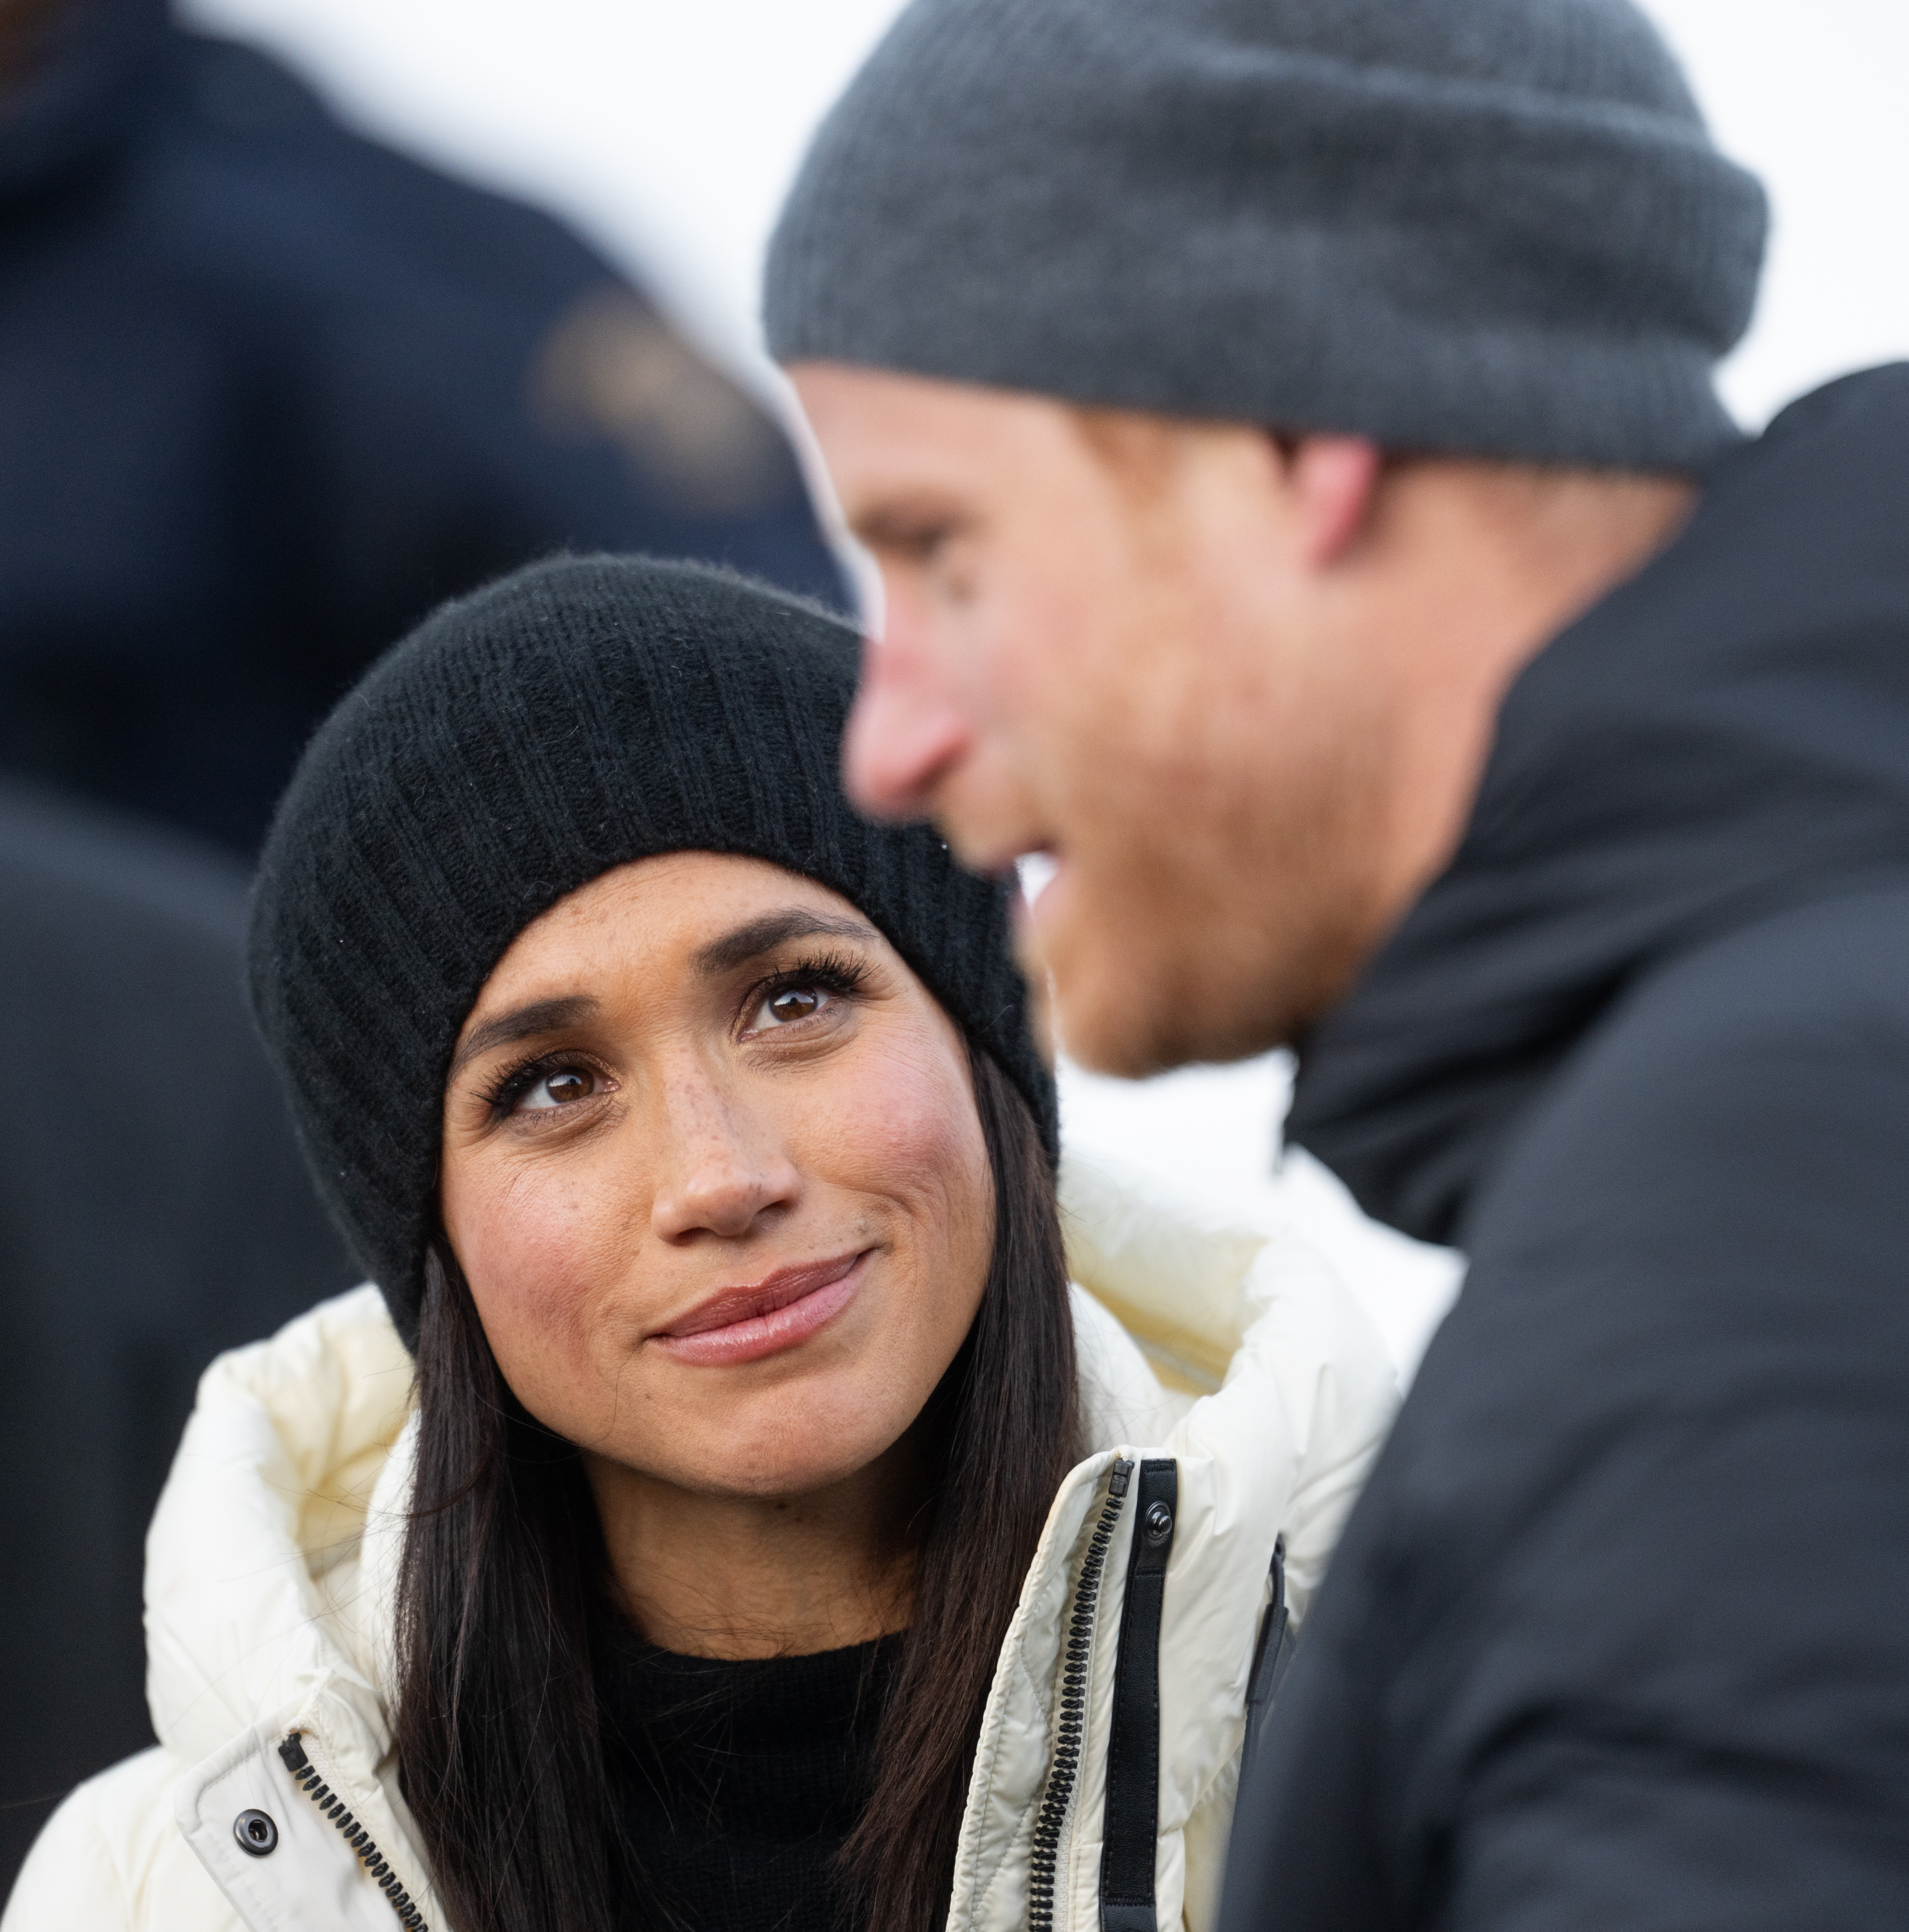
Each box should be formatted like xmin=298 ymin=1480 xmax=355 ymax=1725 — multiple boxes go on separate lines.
xmin=5 ymin=559 xmax=1396 ymax=1932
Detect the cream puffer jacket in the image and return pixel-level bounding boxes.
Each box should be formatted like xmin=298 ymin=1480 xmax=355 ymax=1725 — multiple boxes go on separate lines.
xmin=4 ymin=1150 xmax=1396 ymax=1932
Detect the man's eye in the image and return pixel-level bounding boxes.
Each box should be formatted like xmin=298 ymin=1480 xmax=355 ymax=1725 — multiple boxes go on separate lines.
xmin=518 ymin=1066 xmax=598 ymax=1110
xmin=751 ymin=985 xmax=829 ymax=1029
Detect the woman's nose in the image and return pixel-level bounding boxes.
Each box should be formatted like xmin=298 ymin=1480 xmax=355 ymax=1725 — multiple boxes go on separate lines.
xmin=647 ymin=1083 xmax=801 ymax=1243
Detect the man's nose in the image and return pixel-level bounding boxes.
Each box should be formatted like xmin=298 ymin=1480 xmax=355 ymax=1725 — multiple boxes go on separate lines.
xmin=842 ymin=626 xmax=970 ymax=821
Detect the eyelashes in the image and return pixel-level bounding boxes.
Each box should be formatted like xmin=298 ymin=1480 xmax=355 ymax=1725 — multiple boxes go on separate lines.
xmin=748 ymin=949 xmax=870 ymax=1017
xmin=478 ymin=1048 xmax=593 ymax=1120
xmin=473 ymin=950 xmax=873 ymax=1122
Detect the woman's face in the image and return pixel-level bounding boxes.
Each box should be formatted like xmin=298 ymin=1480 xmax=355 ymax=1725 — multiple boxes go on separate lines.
xmin=439 ymin=853 xmax=995 ymax=1501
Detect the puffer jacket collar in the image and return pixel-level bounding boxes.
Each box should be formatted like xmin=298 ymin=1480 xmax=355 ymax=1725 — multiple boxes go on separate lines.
xmin=150 ymin=1288 xmax=426 ymax=1929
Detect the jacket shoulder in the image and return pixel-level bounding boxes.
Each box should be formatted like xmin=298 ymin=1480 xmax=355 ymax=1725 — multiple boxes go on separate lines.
xmin=2 ymin=1748 xmax=238 ymax=1932
xmin=1467 ymin=883 xmax=1909 ymax=1276
xmin=1250 ymin=891 xmax=1909 ymax=1932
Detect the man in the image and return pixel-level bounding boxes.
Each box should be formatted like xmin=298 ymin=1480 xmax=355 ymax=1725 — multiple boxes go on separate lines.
xmin=0 ymin=0 xmax=840 ymax=855
xmin=763 ymin=0 xmax=1909 ymax=1925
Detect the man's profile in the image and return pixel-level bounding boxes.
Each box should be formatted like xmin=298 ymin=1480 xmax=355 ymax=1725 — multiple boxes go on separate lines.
xmin=764 ymin=0 xmax=1909 ymax=1924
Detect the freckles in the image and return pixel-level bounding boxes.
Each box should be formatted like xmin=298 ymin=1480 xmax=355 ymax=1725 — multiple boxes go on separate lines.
xmin=808 ymin=1033 xmax=993 ymax=1282
xmin=831 ymin=1052 xmax=979 ymax=1188
xmin=480 ymin=1171 xmax=585 ymax=1289
xmin=458 ymin=1162 xmax=622 ymax=1376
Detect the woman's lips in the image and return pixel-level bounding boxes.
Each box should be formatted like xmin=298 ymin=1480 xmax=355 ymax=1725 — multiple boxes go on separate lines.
xmin=652 ymin=1251 xmax=867 ymax=1368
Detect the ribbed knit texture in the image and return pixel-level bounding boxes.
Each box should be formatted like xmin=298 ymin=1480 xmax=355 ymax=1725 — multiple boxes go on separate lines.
xmin=248 ymin=555 xmax=1051 ymax=1350
xmin=765 ymin=0 xmax=1768 ymax=471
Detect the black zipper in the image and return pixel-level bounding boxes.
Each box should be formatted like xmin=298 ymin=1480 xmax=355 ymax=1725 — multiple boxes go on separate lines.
xmin=277 ymin=1732 xmax=431 ymax=1930
xmin=1096 ymin=1459 xmax=1178 ymax=1932
xmin=1028 ymin=1456 xmax=1134 ymax=1932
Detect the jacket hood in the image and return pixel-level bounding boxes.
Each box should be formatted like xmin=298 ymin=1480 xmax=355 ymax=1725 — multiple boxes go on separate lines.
xmin=143 ymin=1285 xmax=415 ymax=1773
xmin=0 ymin=0 xmax=169 ymax=200
xmin=1288 ymin=365 xmax=1909 ymax=1247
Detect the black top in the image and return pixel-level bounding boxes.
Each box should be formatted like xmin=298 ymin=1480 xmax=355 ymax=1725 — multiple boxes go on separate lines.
xmin=596 ymin=1616 xmax=903 ymax=1932
xmin=1222 ymin=363 xmax=1909 ymax=1930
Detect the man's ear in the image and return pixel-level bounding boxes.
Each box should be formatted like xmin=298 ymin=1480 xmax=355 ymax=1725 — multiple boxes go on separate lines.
xmin=1281 ymin=435 xmax=1383 ymax=567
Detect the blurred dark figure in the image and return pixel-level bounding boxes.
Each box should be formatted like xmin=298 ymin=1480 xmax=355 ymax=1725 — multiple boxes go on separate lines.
xmin=0 ymin=781 xmax=357 ymax=1892
xmin=0 ymin=0 xmax=842 ymax=855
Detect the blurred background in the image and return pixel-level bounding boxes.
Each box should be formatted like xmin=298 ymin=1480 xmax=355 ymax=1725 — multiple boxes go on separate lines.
xmin=2 ymin=0 xmax=1904 ymax=1883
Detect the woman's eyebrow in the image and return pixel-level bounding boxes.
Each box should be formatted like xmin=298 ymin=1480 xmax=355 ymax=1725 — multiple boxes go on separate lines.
xmin=693 ymin=909 xmax=880 ymax=977
xmin=448 ymin=995 xmax=599 ymax=1080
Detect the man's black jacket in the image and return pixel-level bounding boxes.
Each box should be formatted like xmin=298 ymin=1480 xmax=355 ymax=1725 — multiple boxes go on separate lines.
xmin=0 ymin=0 xmax=840 ymax=854
xmin=1225 ymin=366 xmax=1909 ymax=1927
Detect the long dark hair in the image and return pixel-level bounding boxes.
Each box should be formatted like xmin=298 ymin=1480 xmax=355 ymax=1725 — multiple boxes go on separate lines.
xmin=394 ymin=1041 xmax=1079 ymax=1932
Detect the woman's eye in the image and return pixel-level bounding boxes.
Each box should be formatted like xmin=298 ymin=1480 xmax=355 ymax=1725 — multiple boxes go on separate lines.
xmin=753 ymin=985 xmax=828 ymax=1029
xmin=518 ymin=1066 xmax=597 ymax=1110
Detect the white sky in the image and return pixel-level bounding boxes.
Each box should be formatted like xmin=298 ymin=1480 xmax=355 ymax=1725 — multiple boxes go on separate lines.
xmin=180 ymin=0 xmax=1909 ymax=1376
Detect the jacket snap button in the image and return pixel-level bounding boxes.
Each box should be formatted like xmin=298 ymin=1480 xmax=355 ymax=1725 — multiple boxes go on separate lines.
xmin=1145 ymin=1500 xmax=1174 ymax=1542
xmin=234 ymin=1809 xmax=279 ymax=1856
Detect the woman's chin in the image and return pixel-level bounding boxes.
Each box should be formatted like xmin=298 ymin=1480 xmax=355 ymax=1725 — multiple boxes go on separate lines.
xmin=594 ymin=1394 xmax=910 ymax=1504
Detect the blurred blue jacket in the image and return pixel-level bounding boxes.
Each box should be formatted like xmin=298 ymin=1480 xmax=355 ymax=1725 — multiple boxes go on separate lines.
xmin=0 ymin=0 xmax=844 ymax=853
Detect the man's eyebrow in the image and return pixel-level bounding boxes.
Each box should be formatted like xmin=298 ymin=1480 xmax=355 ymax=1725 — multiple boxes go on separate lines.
xmin=448 ymin=995 xmax=599 ymax=1081
xmin=849 ymin=498 xmax=969 ymax=550
xmin=693 ymin=909 xmax=881 ymax=977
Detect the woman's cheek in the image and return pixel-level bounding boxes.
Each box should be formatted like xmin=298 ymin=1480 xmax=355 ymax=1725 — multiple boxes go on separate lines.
xmin=822 ymin=1026 xmax=969 ymax=1177
xmin=452 ymin=1158 xmax=625 ymax=1430
xmin=804 ymin=1024 xmax=993 ymax=1313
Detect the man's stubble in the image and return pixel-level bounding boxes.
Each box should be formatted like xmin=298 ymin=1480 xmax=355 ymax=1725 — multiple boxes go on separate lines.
xmin=1024 ymin=569 xmax=1395 ymax=1079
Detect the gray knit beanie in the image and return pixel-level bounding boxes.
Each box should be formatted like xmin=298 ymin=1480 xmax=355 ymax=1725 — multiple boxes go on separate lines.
xmin=765 ymin=0 xmax=1767 ymax=471
xmin=249 ymin=556 xmax=1054 ymax=1350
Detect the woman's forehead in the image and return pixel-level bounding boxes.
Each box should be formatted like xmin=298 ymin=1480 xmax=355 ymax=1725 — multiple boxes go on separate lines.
xmin=460 ymin=853 xmax=885 ymax=1030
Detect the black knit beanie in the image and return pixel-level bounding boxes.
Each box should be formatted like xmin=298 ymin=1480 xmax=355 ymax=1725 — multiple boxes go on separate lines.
xmin=249 ymin=555 xmax=1053 ymax=1351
